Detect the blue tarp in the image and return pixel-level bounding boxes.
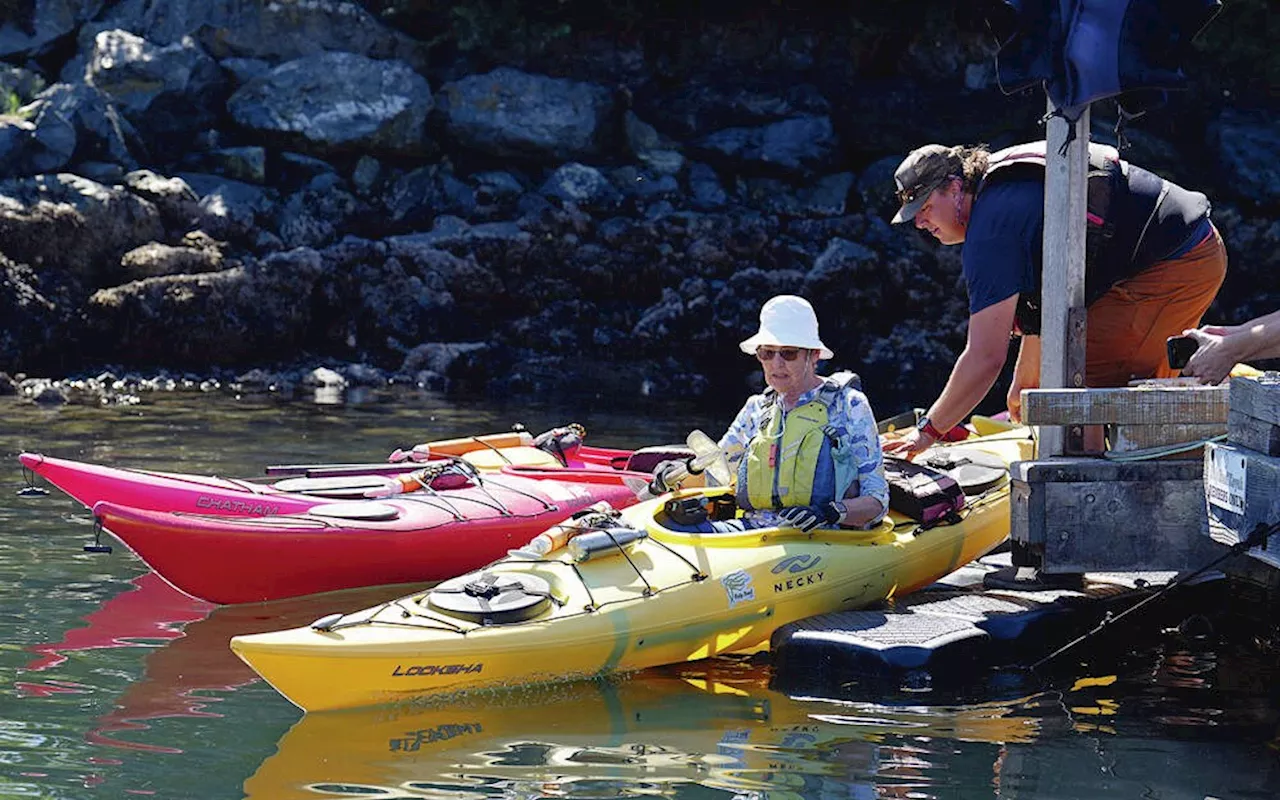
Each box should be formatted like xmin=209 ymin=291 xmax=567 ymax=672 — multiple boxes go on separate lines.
xmin=988 ymin=0 xmax=1222 ymax=120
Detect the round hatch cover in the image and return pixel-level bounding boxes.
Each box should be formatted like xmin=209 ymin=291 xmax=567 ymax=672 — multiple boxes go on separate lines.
xmin=308 ymin=501 xmax=400 ymax=521
xmin=427 ymin=571 xmax=552 ymax=623
xmin=921 ymin=447 xmax=1008 ymax=494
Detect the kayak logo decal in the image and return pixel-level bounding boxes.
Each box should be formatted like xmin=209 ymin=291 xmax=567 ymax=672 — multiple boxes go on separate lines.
xmin=195 ymin=496 xmax=280 ymax=516
xmin=720 ymin=569 xmax=756 ymax=609
xmin=773 ymin=571 xmax=824 ymax=594
xmin=772 ymin=554 xmax=821 ymax=574
xmin=391 ymin=662 xmax=483 ymax=677
xmin=772 ymin=555 xmax=825 ymax=593
xmin=390 ymin=722 xmax=482 ymax=752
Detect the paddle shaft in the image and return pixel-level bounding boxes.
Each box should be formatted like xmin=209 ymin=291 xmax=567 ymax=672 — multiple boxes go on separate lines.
xmin=264 ymin=431 xmax=535 ymax=476
xmin=265 ymin=463 xmax=419 ymax=477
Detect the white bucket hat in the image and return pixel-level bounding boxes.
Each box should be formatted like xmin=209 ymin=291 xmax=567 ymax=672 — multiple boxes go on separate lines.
xmin=738 ymin=295 xmax=833 ymax=360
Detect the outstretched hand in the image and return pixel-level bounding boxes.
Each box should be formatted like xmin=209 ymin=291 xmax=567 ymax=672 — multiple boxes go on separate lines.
xmin=882 ymin=429 xmax=934 ymax=460
xmin=1006 ymin=380 xmax=1029 ymax=423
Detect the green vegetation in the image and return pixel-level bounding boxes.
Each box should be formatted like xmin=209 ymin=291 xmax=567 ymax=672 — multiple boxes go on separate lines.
xmin=446 ymin=0 xmax=572 ymax=53
xmin=367 ymin=0 xmax=921 ymax=72
xmin=3 ymin=90 xmax=21 ymax=116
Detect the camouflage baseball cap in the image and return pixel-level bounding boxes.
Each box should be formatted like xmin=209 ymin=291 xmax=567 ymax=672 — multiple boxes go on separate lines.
xmin=890 ymin=144 xmax=961 ymax=224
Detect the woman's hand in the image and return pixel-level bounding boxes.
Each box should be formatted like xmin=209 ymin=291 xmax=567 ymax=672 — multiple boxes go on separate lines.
xmin=1182 ymin=327 xmax=1239 ymax=385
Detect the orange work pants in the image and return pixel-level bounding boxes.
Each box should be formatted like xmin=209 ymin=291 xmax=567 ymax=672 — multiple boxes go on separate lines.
xmin=1085 ymin=226 xmax=1227 ymax=387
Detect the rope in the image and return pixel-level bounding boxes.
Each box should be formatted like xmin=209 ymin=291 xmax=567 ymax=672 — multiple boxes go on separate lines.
xmin=470 ymin=436 xmax=514 ymax=464
xmin=1103 ymin=433 xmax=1227 ymax=462
xmin=18 ymin=464 xmax=48 ymax=497
xmin=393 ymin=459 xmax=560 ymax=519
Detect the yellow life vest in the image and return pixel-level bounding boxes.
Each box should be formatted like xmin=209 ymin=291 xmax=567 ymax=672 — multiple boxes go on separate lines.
xmin=736 ymin=375 xmax=858 ymax=511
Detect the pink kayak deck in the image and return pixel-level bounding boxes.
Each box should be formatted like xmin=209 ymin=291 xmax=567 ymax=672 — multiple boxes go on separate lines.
xmin=20 ymin=453 xmax=346 ymax=516
xmin=91 ymin=470 xmax=643 ymax=604
xmin=19 ymin=445 xmax=644 ymax=518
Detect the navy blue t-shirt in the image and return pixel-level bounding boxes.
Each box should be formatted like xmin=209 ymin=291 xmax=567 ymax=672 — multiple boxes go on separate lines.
xmin=962 ymin=179 xmax=1043 ymax=316
xmin=962 ymin=176 xmax=1212 ymax=318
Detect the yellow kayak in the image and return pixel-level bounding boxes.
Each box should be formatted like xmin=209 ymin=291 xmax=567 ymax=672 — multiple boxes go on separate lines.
xmin=242 ymin=661 xmax=1045 ymax=800
xmin=231 ymin=428 xmax=1034 ymax=712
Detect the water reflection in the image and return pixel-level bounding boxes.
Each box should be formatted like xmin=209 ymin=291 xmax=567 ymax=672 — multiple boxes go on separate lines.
xmin=18 ymin=575 xmax=426 ymax=753
xmin=243 ymin=660 xmax=1049 ymax=800
xmin=20 ymin=573 xmax=212 ymax=675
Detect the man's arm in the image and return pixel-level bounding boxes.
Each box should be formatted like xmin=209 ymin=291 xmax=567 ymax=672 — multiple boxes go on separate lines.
xmin=884 ymin=295 xmax=1018 ymax=457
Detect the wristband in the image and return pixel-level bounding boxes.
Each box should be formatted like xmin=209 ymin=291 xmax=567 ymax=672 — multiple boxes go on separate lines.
xmin=918 ymin=416 xmax=944 ymax=440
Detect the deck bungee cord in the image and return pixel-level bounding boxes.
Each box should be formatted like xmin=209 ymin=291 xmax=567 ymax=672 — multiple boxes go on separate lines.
xmin=307 ymin=512 xmax=713 ymax=635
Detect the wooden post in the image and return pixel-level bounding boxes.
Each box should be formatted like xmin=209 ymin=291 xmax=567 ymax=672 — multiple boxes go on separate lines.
xmin=1037 ymin=101 xmax=1090 ymax=456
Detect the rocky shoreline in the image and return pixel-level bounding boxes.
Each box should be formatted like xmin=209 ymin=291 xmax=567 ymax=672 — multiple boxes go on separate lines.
xmin=1 ymin=1 xmax=1277 ymax=415
xmin=0 ymin=353 xmax=708 ymax=409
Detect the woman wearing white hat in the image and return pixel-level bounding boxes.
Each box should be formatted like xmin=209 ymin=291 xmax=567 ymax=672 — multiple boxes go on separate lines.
xmin=654 ymin=295 xmax=888 ymax=532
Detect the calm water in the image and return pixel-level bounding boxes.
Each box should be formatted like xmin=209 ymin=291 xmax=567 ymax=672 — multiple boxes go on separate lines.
xmin=1 ymin=388 xmax=1278 ymax=799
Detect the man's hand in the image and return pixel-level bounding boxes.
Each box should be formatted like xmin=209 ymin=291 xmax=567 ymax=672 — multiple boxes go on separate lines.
xmin=648 ymin=459 xmax=689 ymax=495
xmin=777 ymin=502 xmax=843 ymax=533
xmin=882 ymin=428 xmax=935 ymax=460
xmin=1006 ymin=379 xmax=1027 ymax=423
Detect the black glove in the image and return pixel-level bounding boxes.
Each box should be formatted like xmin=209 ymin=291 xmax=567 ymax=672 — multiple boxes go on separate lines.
xmin=648 ymin=459 xmax=688 ymax=495
xmin=777 ymin=502 xmax=844 ymax=533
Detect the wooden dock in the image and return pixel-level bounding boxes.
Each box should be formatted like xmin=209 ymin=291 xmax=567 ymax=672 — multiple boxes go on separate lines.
xmin=1012 ymin=381 xmax=1228 ymax=574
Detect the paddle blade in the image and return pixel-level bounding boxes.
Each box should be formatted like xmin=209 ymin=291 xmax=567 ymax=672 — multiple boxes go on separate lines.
xmin=687 ymin=429 xmax=718 ymax=458
xmin=387 ymin=443 xmax=431 ymax=463
xmin=686 ymin=429 xmax=730 ymax=486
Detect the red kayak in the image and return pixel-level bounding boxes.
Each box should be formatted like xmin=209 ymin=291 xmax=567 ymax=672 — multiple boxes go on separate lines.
xmin=90 ymin=467 xmax=645 ymax=604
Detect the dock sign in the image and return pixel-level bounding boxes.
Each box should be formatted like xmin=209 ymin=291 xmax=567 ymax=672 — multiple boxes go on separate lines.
xmin=1206 ymin=447 xmax=1246 ymax=514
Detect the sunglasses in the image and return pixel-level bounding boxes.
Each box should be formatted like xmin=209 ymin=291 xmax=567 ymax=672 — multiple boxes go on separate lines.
xmin=895 ymin=175 xmax=955 ymax=207
xmin=756 ymin=347 xmax=805 ymax=362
